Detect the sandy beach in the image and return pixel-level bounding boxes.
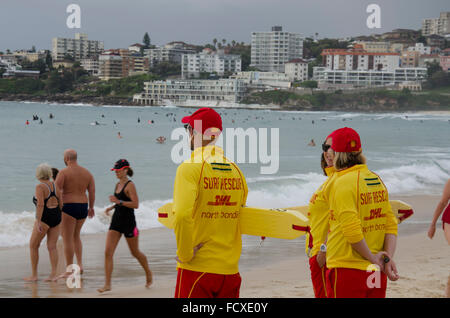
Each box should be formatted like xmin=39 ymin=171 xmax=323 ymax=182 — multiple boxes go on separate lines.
xmin=0 ymin=194 xmax=448 ymax=298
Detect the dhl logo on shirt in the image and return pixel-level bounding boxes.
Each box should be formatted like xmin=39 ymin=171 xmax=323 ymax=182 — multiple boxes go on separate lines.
xmin=309 ymin=193 xmax=318 ymax=205
xmin=207 ymin=195 xmax=237 ymax=206
xmin=363 ymin=208 xmax=387 ymax=221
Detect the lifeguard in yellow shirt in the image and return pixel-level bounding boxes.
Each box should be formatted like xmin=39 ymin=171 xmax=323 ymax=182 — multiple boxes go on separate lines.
xmin=325 ymin=127 xmax=399 ymax=298
xmin=173 ymin=107 xmax=248 ymax=298
xmin=306 ymin=134 xmax=336 ymax=298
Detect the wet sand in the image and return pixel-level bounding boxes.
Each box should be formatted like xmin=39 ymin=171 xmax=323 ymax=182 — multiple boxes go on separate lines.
xmin=0 ymin=194 xmax=448 ymax=298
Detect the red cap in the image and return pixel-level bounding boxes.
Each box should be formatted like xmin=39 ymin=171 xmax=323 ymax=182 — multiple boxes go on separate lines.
xmin=181 ymin=107 xmax=222 ymax=136
xmin=328 ymin=127 xmax=362 ymax=152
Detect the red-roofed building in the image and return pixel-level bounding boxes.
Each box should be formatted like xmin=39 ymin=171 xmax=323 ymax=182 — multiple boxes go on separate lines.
xmin=321 ymin=44 xmax=400 ymax=72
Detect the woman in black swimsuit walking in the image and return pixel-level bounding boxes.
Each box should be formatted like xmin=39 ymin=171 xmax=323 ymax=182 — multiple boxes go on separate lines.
xmin=98 ymin=159 xmax=153 ymax=293
xmin=24 ymin=163 xmax=62 ymax=282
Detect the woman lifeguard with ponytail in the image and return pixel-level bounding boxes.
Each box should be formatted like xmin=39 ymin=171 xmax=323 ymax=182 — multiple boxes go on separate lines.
xmin=324 ymin=127 xmax=399 ymax=298
xmin=305 ymin=133 xmax=336 ymax=298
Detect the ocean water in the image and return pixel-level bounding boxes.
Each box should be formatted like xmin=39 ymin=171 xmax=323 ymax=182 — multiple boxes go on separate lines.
xmin=0 ymin=101 xmax=449 ymax=247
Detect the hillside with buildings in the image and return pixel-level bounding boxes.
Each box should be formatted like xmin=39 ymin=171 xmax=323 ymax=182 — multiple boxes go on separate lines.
xmin=1 ymin=12 xmax=450 ymax=110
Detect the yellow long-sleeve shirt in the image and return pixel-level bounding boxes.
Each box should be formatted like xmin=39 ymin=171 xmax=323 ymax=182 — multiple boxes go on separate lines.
xmin=326 ymin=164 xmax=398 ymax=271
xmin=305 ymin=166 xmax=335 ymax=257
xmin=173 ymin=145 xmax=248 ymax=274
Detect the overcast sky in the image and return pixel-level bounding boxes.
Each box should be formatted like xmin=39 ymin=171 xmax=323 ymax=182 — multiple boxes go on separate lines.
xmin=0 ymin=0 xmax=449 ymax=52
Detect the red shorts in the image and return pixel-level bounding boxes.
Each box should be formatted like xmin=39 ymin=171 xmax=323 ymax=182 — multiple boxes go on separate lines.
xmin=326 ymin=268 xmax=387 ymax=298
xmin=174 ymin=268 xmax=242 ymax=298
xmin=442 ymin=204 xmax=450 ymax=230
xmin=309 ymin=255 xmax=328 ymax=298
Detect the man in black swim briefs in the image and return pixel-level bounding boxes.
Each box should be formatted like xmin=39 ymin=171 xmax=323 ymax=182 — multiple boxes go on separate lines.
xmin=55 ymin=149 xmax=96 ymax=277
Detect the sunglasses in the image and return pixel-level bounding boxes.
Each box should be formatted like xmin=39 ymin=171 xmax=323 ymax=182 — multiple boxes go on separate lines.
xmin=184 ymin=124 xmax=191 ymax=131
xmin=322 ymin=143 xmax=331 ymax=152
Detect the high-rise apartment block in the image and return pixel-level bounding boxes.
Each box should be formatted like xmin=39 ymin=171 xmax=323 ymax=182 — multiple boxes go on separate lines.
xmin=422 ymin=12 xmax=450 ymax=36
xmin=52 ymin=33 xmax=104 ymax=61
xmin=251 ymin=26 xmax=303 ymax=73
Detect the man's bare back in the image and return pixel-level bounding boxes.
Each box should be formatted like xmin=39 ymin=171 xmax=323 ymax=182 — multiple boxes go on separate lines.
xmin=56 ymin=165 xmax=94 ymax=204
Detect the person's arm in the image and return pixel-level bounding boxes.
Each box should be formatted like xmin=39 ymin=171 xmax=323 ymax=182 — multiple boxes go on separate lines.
xmin=87 ymin=173 xmax=96 ymax=218
xmin=54 ymin=171 xmax=64 ymax=205
xmin=173 ymin=163 xmax=199 ymax=264
xmin=333 ymin=184 xmax=387 ymax=268
xmin=428 ymin=179 xmax=450 ymax=239
xmin=316 ymin=233 xmax=328 ymax=268
xmin=34 ymin=185 xmax=45 ymax=233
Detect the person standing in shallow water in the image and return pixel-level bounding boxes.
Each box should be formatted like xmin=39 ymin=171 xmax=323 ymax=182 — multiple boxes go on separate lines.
xmin=98 ymin=159 xmax=152 ymax=293
xmin=55 ymin=149 xmax=95 ymax=277
xmin=24 ymin=163 xmax=62 ymax=282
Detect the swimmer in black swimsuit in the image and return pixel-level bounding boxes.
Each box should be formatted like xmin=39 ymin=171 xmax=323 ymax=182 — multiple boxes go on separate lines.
xmin=24 ymin=164 xmax=63 ymax=283
xmin=97 ymin=159 xmax=152 ymax=293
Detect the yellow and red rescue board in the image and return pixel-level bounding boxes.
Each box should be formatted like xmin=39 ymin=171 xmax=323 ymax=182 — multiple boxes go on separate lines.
xmin=157 ymin=200 xmax=413 ymax=240
xmin=157 ymin=203 xmax=309 ymax=240
xmin=284 ymin=200 xmax=414 ymax=224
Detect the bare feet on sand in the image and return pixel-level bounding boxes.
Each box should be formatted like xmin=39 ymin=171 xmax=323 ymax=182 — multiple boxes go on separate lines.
xmin=146 ymin=270 xmax=153 ymax=289
xmin=97 ymin=286 xmax=111 ymax=293
xmin=23 ymin=276 xmax=38 ymax=282
xmin=44 ymin=275 xmax=59 ymax=282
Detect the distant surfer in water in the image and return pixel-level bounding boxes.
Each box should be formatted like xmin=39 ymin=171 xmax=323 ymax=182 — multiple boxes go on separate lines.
xmin=308 ymin=139 xmax=316 ymax=147
xmin=156 ymin=136 xmax=166 ymax=144
xmin=98 ymin=159 xmax=152 ymax=293
xmin=324 ymin=127 xmax=399 ymax=298
xmin=117 ymin=132 xmax=123 ymax=139
xmin=173 ymin=107 xmax=248 ymax=298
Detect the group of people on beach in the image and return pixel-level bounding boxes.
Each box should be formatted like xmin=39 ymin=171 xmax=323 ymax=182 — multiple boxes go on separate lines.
xmin=26 ymin=150 xmax=152 ymax=292
xmin=27 ymin=106 xmax=450 ymax=298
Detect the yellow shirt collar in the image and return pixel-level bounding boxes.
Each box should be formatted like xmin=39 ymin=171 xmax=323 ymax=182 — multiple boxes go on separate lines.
xmin=324 ymin=166 xmax=335 ymax=177
xmin=336 ymin=164 xmax=367 ymax=177
xmin=191 ymin=145 xmax=224 ymax=161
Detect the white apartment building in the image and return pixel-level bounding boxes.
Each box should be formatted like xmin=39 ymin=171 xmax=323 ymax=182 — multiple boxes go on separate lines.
xmin=251 ymin=26 xmax=303 ymax=73
xmin=422 ymin=12 xmax=450 ymax=36
xmin=181 ymin=49 xmax=241 ymax=79
xmin=133 ymin=79 xmax=247 ymax=106
xmin=284 ymin=59 xmax=308 ymax=82
xmin=407 ymin=43 xmax=431 ymax=55
xmin=231 ymin=71 xmax=291 ymax=89
xmin=313 ymin=66 xmax=427 ymax=88
xmin=52 ymin=33 xmax=104 ymax=61
xmin=145 ymin=42 xmax=196 ymax=67
xmin=80 ymin=58 xmax=100 ymax=76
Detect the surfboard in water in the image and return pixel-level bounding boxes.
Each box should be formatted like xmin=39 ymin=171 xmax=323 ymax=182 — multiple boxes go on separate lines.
xmin=284 ymin=200 xmax=414 ymax=224
xmin=157 ymin=203 xmax=309 ymax=240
